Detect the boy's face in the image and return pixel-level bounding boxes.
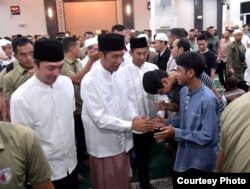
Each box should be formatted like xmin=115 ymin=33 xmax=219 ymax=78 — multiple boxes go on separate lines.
xmin=157 ymin=71 xmax=178 ymax=94
xmin=176 ymin=65 xmax=189 ymax=85
xmin=197 ymin=39 xmax=207 ymax=52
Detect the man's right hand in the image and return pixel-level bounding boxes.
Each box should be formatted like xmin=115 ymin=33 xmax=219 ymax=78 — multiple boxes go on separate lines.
xmin=89 ymin=51 xmax=99 ymax=62
xmin=131 ymin=116 xmax=158 ymax=132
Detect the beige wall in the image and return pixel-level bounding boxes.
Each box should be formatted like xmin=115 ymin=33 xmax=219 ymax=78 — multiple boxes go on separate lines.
xmin=0 ymin=0 xmax=47 ymax=38
xmin=133 ymin=0 xmax=150 ymax=31
xmin=64 ymin=1 xmax=117 ymax=36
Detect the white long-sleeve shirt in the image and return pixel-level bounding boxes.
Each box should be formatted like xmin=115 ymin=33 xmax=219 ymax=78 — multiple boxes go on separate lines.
xmin=119 ymin=61 xmax=168 ymax=134
xmin=10 ymin=75 xmax=77 ymax=181
xmin=120 ymin=62 xmax=159 ymax=117
xmin=245 ymin=48 xmax=250 ymax=86
xmin=81 ymin=63 xmax=137 ymax=158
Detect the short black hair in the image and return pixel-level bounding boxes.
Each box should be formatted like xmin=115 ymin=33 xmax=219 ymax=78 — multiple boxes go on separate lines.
xmin=62 ymin=37 xmax=78 ymax=52
xmin=197 ymin=33 xmax=208 ymax=41
xmin=169 ymin=28 xmax=188 ymax=38
xmin=111 ymin=24 xmax=127 ymax=32
xmin=176 ymin=51 xmax=205 ymax=78
xmin=142 ymin=69 xmax=168 ymax=94
xmin=176 ymin=38 xmax=190 ymax=52
xmin=12 ymin=36 xmax=33 ymax=53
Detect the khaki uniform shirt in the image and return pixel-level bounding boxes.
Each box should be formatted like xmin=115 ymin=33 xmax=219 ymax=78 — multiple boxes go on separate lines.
xmin=0 ymin=60 xmax=18 ymax=92
xmin=80 ymin=46 xmax=87 ymax=60
xmin=62 ymin=57 xmax=83 ymax=115
xmin=3 ymin=64 xmax=30 ymax=100
xmin=220 ymin=92 xmax=250 ymax=172
xmin=0 ymin=122 xmax=51 ymax=189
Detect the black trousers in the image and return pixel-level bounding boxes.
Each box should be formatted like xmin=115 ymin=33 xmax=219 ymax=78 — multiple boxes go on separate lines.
xmin=133 ymin=132 xmax=154 ymax=189
xmin=53 ymin=167 xmax=79 ymax=189
xmin=217 ymin=61 xmax=227 ymax=86
xmin=74 ymin=114 xmax=87 ymax=163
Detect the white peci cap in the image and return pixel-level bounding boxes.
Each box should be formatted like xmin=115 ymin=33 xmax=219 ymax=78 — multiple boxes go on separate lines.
xmin=137 ymin=34 xmax=149 ymax=41
xmin=233 ymin=29 xmax=243 ymax=35
xmin=84 ymin=37 xmax=98 ymax=48
xmin=0 ymin=39 xmax=11 ymax=48
xmin=155 ymin=33 xmax=168 ymax=42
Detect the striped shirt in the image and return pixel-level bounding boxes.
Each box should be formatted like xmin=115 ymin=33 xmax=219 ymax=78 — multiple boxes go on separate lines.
xmin=167 ymin=71 xmax=214 ymax=103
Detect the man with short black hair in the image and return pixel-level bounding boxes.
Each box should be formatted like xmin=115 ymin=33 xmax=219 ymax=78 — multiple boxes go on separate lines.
xmin=155 ymin=51 xmax=219 ymax=173
xmin=1 ymin=36 xmax=34 ymax=121
xmin=11 ymin=39 xmax=79 ymax=189
xmin=119 ymin=37 xmax=162 ymax=189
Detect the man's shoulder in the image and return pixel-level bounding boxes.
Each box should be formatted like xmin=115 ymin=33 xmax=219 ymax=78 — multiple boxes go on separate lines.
xmin=0 ymin=122 xmax=35 ymax=142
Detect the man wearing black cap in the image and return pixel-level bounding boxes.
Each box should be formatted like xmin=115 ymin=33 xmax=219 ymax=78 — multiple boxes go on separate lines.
xmin=80 ymin=33 xmax=157 ymax=189
xmin=119 ymin=37 xmax=166 ymax=189
xmin=10 ymin=39 xmax=78 ymax=189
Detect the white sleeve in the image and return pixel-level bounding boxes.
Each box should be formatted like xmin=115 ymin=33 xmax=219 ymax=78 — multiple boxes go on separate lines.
xmin=244 ymin=49 xmax=250 ymax=86
xmin=81 ymin=79 xmax=132 ymax=132
xmin=10 ymin=93 xmax=34 ymax=129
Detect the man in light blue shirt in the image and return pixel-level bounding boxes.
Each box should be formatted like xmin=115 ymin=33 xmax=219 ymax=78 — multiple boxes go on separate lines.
xmin=153 ymin=51 xmax=219 ymax=173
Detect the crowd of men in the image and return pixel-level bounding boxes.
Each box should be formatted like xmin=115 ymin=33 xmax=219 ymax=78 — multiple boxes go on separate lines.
xmin=1 ymin=23 xmax=250 ymax=189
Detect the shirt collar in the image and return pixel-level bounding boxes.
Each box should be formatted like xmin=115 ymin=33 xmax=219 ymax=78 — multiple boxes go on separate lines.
xmin=187 ymin=84 xmax=204 ymax=96
xmin=17 ymin=64 xmax=30 ymax=75
xmin=64 ymin=56 xmax=75 ymax=65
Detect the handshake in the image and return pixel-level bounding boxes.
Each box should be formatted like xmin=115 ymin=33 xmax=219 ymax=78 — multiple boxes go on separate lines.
xmin=131 ymin=116 xmax=175 ymax=142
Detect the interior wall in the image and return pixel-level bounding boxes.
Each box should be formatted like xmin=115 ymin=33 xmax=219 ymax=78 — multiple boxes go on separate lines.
xmin=133 ymin=0 xmax=150 ymax=31
xmin=203 ymin=0 xmax=217 ymax=30
xmin=174 ymin=0 xmax=194 ymax=31
xmin=0 ymin=0 xmax=47 ymax=38
xmin=64 ymin=1 xmax=117 ymax=36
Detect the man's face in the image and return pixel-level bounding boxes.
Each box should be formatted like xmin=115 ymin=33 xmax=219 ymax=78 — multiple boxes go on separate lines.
xmin=171 ymin=39 xmax=183 ymax=59
xmin=1 ymin=44 xmax=13 ymax=58
xmin=234 ymin=32 xmax=243 ymax=42
xmin=197 ymin=39 xmax=207 ymax=52
xmin=223 ymin=31 xmax=230 ymax=38
xmin=167 ymin=32 xmax=175 ymax=48
xmin=130 ymin=47 xmax=148 ymax=67
xmin=35 ymin=61 xmax=64 ymax=85
xmin=100 ymin=50 xmax=124 ymax=72
xmin=154 ymin=40 xmax=165 ymax=53
xmin=15 ymin=43 xmax=34 ymax=69
xmin=188 ymin=31 xmax=195 ymax=40
xmin=71 ymin=41 xmax=81 ymax=59
xmin=209 ymin=28 xmax=216 ymax=36
xmin=87 ymin=44 xmax=98 ymax=56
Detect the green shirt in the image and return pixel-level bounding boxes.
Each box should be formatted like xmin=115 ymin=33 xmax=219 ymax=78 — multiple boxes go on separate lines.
xmin=226 ymin=41 xmax=246 ymax=81
xmin=62 ymin=57 xmax=83 ymax=115
xmin=3 ymin=64 xmax=30 ymax=100
xmin=0 ymin=122 xmax=51 ymax=189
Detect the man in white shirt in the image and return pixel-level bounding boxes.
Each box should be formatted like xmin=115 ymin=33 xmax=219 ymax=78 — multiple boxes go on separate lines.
xmin=80 ymin=37 xmax=98 ymax=69
xmin=119 ymin=37 xmax=165 ymax=189
xmin=0 ymin=39 xmax=15 ymax=69
xmin=155 ymin=33 xmax=171 ymax=71
xmin=81 ymin=33 xmax=157 ymax=189
xmin=10 ymin=39 xmax=78 ymax=189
